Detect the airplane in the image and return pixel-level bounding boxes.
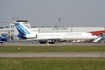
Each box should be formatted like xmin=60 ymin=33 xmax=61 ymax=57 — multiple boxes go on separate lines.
xmin=89 ymin=30 xmax=105 ymax=36
xmin=0 ymin=34 xmax=8 ymax=45
xmin=14 ymin=22 xmax=98 ymax=44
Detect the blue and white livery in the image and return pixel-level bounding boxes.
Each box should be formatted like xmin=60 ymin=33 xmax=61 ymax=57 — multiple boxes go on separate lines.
xmin=14 ymin=22 xmax=98 ymax=43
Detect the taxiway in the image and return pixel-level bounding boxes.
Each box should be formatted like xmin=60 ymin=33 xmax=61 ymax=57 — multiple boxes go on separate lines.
xmin=0 ymin=52 xmax=105 ymax=58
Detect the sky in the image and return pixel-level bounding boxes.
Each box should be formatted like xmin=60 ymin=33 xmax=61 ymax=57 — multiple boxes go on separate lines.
xmin=0 ymin=0 xmax=105 ymax=27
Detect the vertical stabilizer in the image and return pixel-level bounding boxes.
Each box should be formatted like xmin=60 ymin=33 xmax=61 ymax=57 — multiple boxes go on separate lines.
xmin=14 ymin=22 xmax=31 ymax=39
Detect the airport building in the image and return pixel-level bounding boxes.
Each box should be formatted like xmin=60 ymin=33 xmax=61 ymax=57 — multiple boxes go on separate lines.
xmin=0 ymin=27 xmax=9 ymax=36
xmin=0 ymin=20 xmax=105 ymax=41
xmin=38 ymin=26 xmax=104 ymax=33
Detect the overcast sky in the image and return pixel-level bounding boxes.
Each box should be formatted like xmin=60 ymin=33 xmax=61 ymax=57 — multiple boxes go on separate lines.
xmin=0 ymin=0 xmax=105 ymax=27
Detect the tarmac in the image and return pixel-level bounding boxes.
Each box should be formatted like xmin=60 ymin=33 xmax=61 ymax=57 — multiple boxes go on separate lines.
xmin=1 ymin=41 xmax=105 ymax=46
xmin=0 ymin=52 xmax=105 ymax=58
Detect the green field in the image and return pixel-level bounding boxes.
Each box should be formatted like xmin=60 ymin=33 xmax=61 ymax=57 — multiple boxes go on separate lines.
xmin=0 ymin=45 xmax=105 ymax=70
xmin=0 ymin=45 xmax=105 ymax=52
xmin=0 ymin=58 xmax=105 ymax=70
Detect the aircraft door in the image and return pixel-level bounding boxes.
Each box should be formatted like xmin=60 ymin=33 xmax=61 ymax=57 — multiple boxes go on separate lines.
xmin=36 ymin=34 xmax=37 ymax=38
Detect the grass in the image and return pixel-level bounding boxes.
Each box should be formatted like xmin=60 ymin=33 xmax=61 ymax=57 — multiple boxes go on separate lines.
xmin=0 ymin=45 xmax=105 ymax=52
xmin=0 ymin=58 xmax=105 ymax=70
xmin=0 ymin=45 xmax=105 ymax=70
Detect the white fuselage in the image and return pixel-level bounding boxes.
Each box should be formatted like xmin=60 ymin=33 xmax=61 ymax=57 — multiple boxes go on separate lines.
xmin=24 ymin=32 xmax=98 ymax=40
xmin=14 ymin=22 xmax=98 ymax=40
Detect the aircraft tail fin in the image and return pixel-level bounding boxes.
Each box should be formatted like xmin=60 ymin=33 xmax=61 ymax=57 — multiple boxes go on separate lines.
xmin=89 ymin=30 xmax=105 ymax=36
xmin=14 ymin=22 xmax=31 ymax=38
